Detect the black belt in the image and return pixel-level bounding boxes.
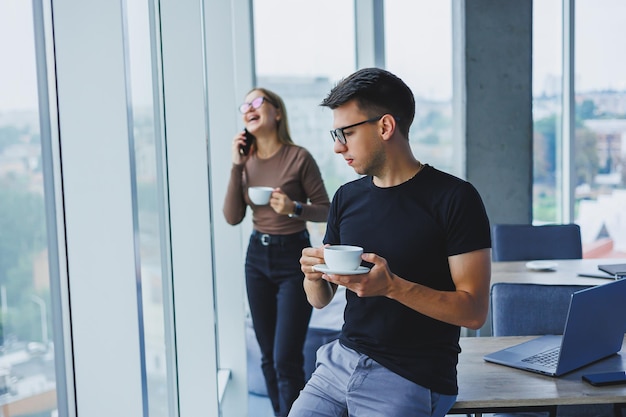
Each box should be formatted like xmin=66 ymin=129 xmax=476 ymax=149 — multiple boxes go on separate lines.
xmin=251 ymin=230 xmax=309 ymax=246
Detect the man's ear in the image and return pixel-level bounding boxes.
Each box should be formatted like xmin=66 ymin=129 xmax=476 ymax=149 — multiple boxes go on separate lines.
xmin=379 ymin=114 xmax=397 ymax=141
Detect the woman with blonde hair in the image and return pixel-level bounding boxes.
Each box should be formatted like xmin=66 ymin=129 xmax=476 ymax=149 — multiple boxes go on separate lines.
xmin=223 ymin=87 xmax=330 ymax=417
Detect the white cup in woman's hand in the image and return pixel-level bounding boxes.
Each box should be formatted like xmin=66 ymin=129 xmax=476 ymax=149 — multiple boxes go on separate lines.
xmin=248 ymin=186 xmax=274 ymax=205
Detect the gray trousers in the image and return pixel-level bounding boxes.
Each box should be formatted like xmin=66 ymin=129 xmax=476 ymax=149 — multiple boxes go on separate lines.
xmin=288 ymin=339 xmax=457 ymax=417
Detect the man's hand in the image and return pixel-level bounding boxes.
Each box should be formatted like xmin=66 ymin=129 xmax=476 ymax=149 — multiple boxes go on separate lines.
xmin=301 ymin=246 xmax=337 ymax=308
xmin=321 ymin=252 xmax=394 ymax=298
xmin=300 ymin=246 xmax=325 ymax=280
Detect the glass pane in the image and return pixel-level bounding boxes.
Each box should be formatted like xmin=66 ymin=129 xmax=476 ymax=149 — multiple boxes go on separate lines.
xmin=248 ymin=2 xmax=355 ymax=415
xmin=0 ymin=1 xmax=59 ymax=415
xmin=532 ymin=0 xmax=563 ymax=226
xmin=123 ymin=1 xmax=177 ymax=416
xmin=384 ymin=0 xmax=455 ymax=176
xmin=574 ymin=0 xmax=626 ymax=258
xmin=253 ymin=0 xmax=357 ymax=247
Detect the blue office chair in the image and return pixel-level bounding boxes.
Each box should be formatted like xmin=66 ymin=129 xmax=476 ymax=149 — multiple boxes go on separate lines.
xmin=491 ymin=224 xmax=582 ymax=262
xmin=491 ymin=283 xmax=591 ymax=337
xmin=491 ymin=283 xmax=620 ymax=417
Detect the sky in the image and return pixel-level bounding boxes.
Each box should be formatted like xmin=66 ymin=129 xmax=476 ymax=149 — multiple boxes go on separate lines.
xmin=0 ymin=0 xmax=39 ymax=112
xmin=2 ymin=0 xmax=626 ymax=112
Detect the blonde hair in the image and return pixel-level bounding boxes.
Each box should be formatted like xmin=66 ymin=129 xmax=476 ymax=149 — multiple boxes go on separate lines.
xmin=249 ymin=87 xmax=294 ymax=145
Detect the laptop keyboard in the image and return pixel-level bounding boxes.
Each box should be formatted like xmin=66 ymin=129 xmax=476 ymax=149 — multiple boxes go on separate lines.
xmin=522 ymin=347 xmax=560 ymax=367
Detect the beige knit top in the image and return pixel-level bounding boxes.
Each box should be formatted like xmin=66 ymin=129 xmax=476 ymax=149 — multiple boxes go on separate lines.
xmin=223 ymin=144 xmax=330 ymax=235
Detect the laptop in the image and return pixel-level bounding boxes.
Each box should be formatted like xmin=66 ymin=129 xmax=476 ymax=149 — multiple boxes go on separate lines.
xmin=598 ymin=263 xmax=626 ymax=278
xmin=484 ymin=278 xmax=626 ymax=376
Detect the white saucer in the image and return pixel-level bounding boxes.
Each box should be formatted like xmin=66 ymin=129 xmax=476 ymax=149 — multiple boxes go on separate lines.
xmin=525 ymin=260 xmax=558 ymax=271
xmin=313 ymin=264 xmax=371 ymax=275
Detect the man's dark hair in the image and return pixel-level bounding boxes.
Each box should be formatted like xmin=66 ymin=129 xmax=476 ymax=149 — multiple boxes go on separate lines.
xmin=321 ymin=67 xmax=415 ymax=137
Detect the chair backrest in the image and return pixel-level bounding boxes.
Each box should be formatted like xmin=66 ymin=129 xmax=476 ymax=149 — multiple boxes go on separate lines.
xmin=490 ymin=283 xmax=592 ymax=336
xmin=491 ymin=223 xmax=583 ymax=262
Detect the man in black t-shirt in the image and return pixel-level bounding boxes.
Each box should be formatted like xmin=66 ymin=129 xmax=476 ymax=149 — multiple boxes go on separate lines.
xmin=290 ymin=68 xmax=491 ymax=417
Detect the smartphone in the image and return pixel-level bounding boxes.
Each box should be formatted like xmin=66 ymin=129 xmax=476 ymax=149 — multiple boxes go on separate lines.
xmin=240 ymin=128 xmax=255 ymax=156
xmin=582 ymin=371 xmax=626 ymax=386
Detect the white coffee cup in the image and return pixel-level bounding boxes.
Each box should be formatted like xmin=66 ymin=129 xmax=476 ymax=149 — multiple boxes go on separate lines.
xmin=324 ymin=245 xmax=363 ymax=271
xmin=248 ymin=186 xmax=274 ymax=205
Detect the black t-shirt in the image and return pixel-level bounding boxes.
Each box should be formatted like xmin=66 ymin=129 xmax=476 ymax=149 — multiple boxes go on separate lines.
xmin=324 ymin=165 xmax=491 ymax=395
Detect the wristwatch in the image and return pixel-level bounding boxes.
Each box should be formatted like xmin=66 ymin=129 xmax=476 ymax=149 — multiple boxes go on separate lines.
xmin=288 ymin=201 xmax=303 ymax=218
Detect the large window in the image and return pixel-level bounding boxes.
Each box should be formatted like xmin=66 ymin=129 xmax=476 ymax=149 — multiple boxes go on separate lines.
xmin=384 ymin=0 xmax=456 ymax=176
xmin=0 ymin=1 xmax=59 ymax=414
xmin=573 ymin=0 xmax=626 ymax=257
xmin=248 ymin=2 xmax=357 ymax=412
xmin=532 ymin=0 xmax=562 ymax=226
xmin=252 ymin=0 xmax=357 ymax=246
xmin=533 ymin=0 xmax=626 ymax=258
xmin=123 ymin=1 xmax=178 ymax=415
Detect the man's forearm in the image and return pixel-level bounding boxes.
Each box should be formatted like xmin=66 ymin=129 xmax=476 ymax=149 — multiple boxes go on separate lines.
xmin=304 ymin=277 xmax=337 ymax=309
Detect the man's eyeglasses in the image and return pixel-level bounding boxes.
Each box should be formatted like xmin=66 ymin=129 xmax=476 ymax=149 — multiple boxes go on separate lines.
xmin=329 ymin=116 xmax=384 ymax=145
xmin=239 ymin=96 xmax=275 ymax=114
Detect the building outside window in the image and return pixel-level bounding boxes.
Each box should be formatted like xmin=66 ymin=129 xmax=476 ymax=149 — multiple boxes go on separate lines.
xmin=385 ymin=0 xmax=455 ymax=177
xmin=533 ymin=0 xmax=626 ymax=258
xmin=573 ymin=0 xmax=626 ymax=258
xmin=252 ymin=0 xmax=358 ymax=246
xmin=0 ymin=1 xmax=58 ymax=415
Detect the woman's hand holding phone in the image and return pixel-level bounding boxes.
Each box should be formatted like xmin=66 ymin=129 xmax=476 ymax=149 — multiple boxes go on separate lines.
xmin=240 ymin=128 xmax=255 ymax=156
xmin=232 ymin=129 xmax=252 ymax=164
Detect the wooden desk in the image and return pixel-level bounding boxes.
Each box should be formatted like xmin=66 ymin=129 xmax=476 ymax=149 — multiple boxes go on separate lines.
xmin=449 ymin=336 xmax=626 ymax=415
xmin=491 ymin=258 xmax=626 ymax=286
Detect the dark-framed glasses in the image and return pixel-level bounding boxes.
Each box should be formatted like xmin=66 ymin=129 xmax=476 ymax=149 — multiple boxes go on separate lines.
xmin=329 ymin=116 xmax=384 ymax=145
xmin=239 ymin=96 xmax=274 ymax=114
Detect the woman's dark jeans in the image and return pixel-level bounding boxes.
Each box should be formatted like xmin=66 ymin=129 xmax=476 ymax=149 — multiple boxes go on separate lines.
xmin=246 ymin=230 xmax=313 ymax=417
